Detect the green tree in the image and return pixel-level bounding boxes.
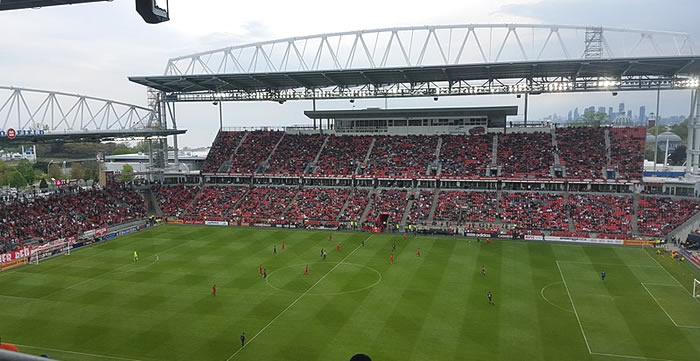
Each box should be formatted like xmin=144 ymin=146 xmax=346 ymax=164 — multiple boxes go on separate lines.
xmin=669 ymin=145 xmax=687 ymax=166
xmin=120 ymin=164 xmax=134 ymax=182
xmin=576 ymin=111 xmax=608 ymax=127
xmin=7 ymin=171 xmax=26 ymax=188
xmin=48 ymin=163 xmax=63 ymax=180
xmin=39 ymin=178 xmax=49 ymax=189
xmin=70 ymin=162 xmax=85 ymax=180
xmin=15 ymin=159 xmax=35 ymax=184
xmin=669 ymin=119 xmax=689 ymax=142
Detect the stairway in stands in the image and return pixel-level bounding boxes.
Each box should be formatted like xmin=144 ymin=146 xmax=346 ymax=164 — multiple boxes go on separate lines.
xmin=631 ymin=193 xmax=640 ymax=236
xmin=491 ymin=134 xmax=499 ymax=166
xmin=427 ymin=189 xmax=440 ymax=222
xmin=564 ymin=191 xmax=575 ymax=232
xmin=359 ymin=188 xmax=377 ymax=224
xmin=308 ymin=135 xmax=330 ymax=174
xmin=257 ymin=132 xmax=286 ymax=173
xmin=219 ymin=132 xmax=248 ymax=173
xmin=356 ymin=138 xmax=376 ymax=175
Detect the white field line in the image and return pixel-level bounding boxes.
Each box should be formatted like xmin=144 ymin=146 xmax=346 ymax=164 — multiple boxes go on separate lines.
xmin=641 ymin=283 xmax=700 ymax=329
xmin=558 ymin=260 xmax=658 ymax=268
xmin=555 ymin=260 xmax=592 ymax=354
xmin=15 ymin=343 xmax=152 ymax=361
xmin=643 ymin=249 xmax=700 ymax=303
xmin=539 ymin=281 xmax=574 ymax=313
xmin=591 ymin=351 xmax=684 ymax=361
xmin=224 ymin=235 xmax=372 ymax=361
xmin=0 ymin=248 xmax=114 ymax=279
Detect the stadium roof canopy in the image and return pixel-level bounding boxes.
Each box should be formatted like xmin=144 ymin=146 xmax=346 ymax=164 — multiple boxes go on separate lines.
xmin=0 ymin=0 xmax=110 ymax=11
xmin=0 ymin=129 xmax=186 ymax=145
xmin=304 ymin=106 xmax=518 ymax=120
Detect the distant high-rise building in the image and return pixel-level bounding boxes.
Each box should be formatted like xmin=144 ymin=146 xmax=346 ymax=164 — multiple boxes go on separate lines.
xmin=584 ymin=106 xmax=595 ymax=115
xmin=573 ymin=107 xmax=580 ymax=121
xmin=568 ymin=110 xmax=573 ymax=122
xmin=608 ymin=107 xmax=614 ymax=120
xmin=619 ymin=102 xmax=625 ymax=114
xmin=597 ymin=106 xmax=606 ymax=114
xmin=627 ymin=110 xmax=633 ymax=119
xmin=639 ymin=106 xmax=646 ymax=122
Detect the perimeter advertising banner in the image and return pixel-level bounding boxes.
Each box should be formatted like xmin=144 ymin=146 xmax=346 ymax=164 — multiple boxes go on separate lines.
xmin=0 ymin=246 xmax=32 ymax=264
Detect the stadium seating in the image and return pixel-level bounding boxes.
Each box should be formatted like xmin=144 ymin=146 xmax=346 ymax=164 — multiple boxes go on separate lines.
xmin=0 ymin=185 xmax=145 ymax=246
xmin=202 ymin=131 xmax=244 ymax=173
xmin=439 ymin=134 xmax=492 ymax=177
xmin=569 ymin=194 xmax=633 ymax=235
xmin=264 ymin=134 xmax=324 ymax=175
xmin=406 ymin=190 xmax=434 ymax=223
xmin=229 ymin=131 xmax=284 ymax=174
xmin=365 ymin=189 xmax=408 ymax=226
xmin=285 ymin=187 xmax=351 ymax=221
xmin=363 ymin=135 xmax=438 ymax=178
xmin=557 ymin=127 xmax=606 ymax=178
xmin=497 ymin=132 xmax=554 ymax=177
xmin=338 ymin=189 xmax=370 ymax=222
xmin=433 ymin=191 xmax=499 ymax=223
xmin=184 ymin=186 xmax=248 ymax=219
xmin=500 ymin=192 xmax=568 ymax=231
xmin=638 ymin=197 xmax=700 ymax=236
xmin=152 ymin=185 xmax=199 ymax=216
xmin=315 ymin=135 xmax=372 ymax=176
xmin=610 ymin=127 xmax=645 ymax=179
xmin=233 ymin=186 xmax=298 ymax=220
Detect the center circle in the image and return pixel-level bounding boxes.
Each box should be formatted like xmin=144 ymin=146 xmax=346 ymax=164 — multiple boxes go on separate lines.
xmin=266 ymin=262 xmax=382 ymax=296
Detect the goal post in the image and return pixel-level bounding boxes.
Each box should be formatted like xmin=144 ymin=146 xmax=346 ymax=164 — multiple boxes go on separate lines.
xmin=29 ymin=241 xmax=71 ymax=265
xmin=694 ymin=279 xmax=700 ymax=299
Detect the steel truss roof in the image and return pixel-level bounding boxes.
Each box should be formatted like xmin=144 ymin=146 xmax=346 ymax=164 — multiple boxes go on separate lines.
xmin=0 ymin=0 xmax=111 ymax=11
xmin=130 ymin=56 xmax=700 ymax=102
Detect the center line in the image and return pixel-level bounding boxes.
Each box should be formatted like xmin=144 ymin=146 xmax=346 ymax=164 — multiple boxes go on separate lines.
xmin=225 ymin=235 xmax=372 ymax=361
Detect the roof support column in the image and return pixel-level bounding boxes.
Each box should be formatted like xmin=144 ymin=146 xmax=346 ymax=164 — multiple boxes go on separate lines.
xmin=166 ymin=101 xmax=179 ymax=170
xmin=687 ymin=89 xmax=700 ymax=175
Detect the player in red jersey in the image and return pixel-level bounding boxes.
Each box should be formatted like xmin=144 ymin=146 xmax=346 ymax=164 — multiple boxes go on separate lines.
xmin=403 ymin=232 xmax=407 ymax=241
xmin=304 ymin=264 xmax=309 ymax=276
xmin=282 ymin=241 xmax=286 ymax=250
xmin=212 ymin=284 xmax=217 ymax=296
xmin=390 ymin=253 xmax=394 ymax=264
xmin=416 ymin=248 xmax=421 ymax=257
xmin=259 ymin=264 xmax=263 ymax=276
xmin=329 ymin=232 xmax=333 ymax=241
xmin=337 ymin=242 xmax=341 ymax=252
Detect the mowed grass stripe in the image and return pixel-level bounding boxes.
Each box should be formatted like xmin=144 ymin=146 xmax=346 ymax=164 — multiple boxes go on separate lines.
xmin=2 ymin=225 xmax=699 ymax=361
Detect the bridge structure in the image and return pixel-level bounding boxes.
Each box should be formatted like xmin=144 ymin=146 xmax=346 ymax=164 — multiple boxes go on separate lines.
xmin=0 ymin=86 xmax=185 ymax=169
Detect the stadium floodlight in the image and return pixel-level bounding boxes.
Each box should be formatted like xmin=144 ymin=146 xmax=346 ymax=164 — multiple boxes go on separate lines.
xmin=694 ymin=279 xmax=700 ymax=299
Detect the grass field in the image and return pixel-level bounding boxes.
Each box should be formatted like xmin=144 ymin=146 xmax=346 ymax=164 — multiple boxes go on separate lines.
xmin=1 ymin=225 xmax=699 ymax=361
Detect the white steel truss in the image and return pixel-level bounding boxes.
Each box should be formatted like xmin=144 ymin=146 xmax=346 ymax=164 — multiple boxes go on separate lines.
xmin=165 ymin=24 xmax=695 ymax=76
xmin=0 ymin=86 xmax=156 ymax=132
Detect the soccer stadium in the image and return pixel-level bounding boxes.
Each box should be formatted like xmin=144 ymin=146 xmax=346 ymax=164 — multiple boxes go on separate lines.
xmin=1 ymin=2 xmax=700 ymax=361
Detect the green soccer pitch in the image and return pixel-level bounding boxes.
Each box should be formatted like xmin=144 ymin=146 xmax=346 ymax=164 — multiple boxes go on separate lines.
xmin=1 ymin=225 xmax=699 ymax=361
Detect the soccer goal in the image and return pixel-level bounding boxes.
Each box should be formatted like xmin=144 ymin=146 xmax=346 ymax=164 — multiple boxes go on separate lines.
xmin=694 ymin=279 xmax=700 ymax=299
xmin=29 ymin=241 xmax=71 ymax=265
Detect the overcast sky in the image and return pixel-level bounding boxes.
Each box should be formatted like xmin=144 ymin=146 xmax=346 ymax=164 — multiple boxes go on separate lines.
xmin=1 ymin=0 xmax=698 ymax=147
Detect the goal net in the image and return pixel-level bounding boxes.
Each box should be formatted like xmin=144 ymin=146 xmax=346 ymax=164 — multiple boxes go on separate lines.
xmin=694 ymin=279 xmax=700 ymax=299
xmin=29 ymin=241 xmax=71 ymax=265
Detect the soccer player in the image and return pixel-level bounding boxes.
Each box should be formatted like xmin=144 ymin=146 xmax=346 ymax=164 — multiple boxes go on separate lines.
xmin=263 ymin=269 xmax=267 ymax=279
xmin=273 ymin=245 xmax=277 ymax=255
xmin=337 ymin=242 xmax=341 ymax=252
xmin=481 ymin=265 xmax=487 ymax=277
xmin=392 ymin=243 xmax=396 ymax=252
xmin=361 ymin=240 xmax=365 ymax=248
xmin=259 ymin=264 xmax=263 ymax=276
xmin=304 ymin=264 xmax=309 ymax=276
xmin=282 ymin=241 xmax=286 ymax=250
xmin=416 ymin=248 xmax=421 ymax=257
xmin=329 ymin=232 xmax=333 ymax=241
xmin=403 ymin=232 xmax=407 ymax=241
xmin=212 ymin=284 xmax=217 ymax=296
xmin=390 ymin=253 xmax=394 ymax=264
xmin=240 ymin=332 xmax=246 ymax=347
xmin=487 ymin=291 xmax=494 ymax=305
xmin=320 ymin=248 xmax=324 ymax=257
xmin=601 ymin=271 xmax=606 ymax=280
xmin=133 ymin=250 xmax=139 ymax=261
xmin=322 ymin=250 xmax=327 ymax=260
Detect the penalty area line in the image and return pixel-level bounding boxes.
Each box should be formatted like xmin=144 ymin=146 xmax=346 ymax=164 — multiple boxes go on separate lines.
xmin=14 ymin=343 xmax=154 ymax=361
xmin=224 ymin=234 xmax=372 ymax=361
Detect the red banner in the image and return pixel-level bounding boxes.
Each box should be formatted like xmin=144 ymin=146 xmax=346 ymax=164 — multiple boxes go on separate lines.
xmin=0 ymin=246 xmax=33 ymax=264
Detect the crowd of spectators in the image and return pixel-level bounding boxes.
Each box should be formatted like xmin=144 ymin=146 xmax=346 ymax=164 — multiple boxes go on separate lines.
xmin=232 ymin=186 xmax=298 ymax=220
xmin=152 ymin=185 xmax=199 ymax=216
xmin=406 ymin=190 xmax=434 ymax=223
xmin=184 ymin=186 xmax=248 ymax=219
xmin=569 ymin=194 xmax=633 ymax=235
xmin=0 ymin=185 xmax=145 ymax=250
xmin=610 ymin=127 xmax=645 ymax=179
xmin=202 ymin=131 xmax=244 ymax=173
xmin=365 ymin=189 xmax=408 ymax=225
xmin=500 ymin=192 xmax=567 ymax=231
xmin=439 ymin=134 xmax=492 ymax=177
xmin=338 ymin=189 xmax=370 ymax=222
xmin=315 ymin=136 xmax=372 ymax=176
xmin=433 ymin=191 xmax=499 ymax=223
xmin=229 ymin=131 xmax=284 ymax=174
xmin=638 ymin=196 xmax=700 ymax=236
xmin=497 ymin=132 xmax=554 ymax=177
xmin=363 ymin=135 xmax=438 ymax=178
xmin=265 ymin=134 xmax=324 ymax=175
xmin=285 ymin=188 xmax=351 ymax=221
xmin=557 ymin=127 xmax=606 ymax=178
